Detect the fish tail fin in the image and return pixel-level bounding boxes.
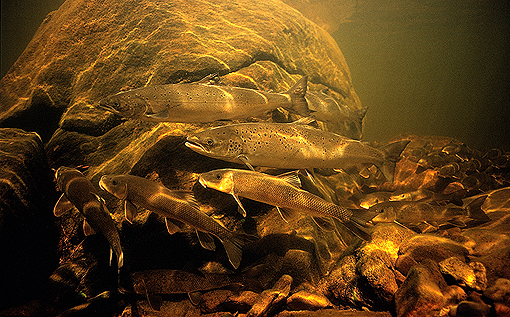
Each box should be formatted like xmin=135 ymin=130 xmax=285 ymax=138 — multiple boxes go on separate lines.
xmin=221 ymin=233 xmax=258 ymax=270
xmin=286 ymin=76 xmax=311 ymax=117
xmin=338 ymin=208 xmax=379 ymax=241
xmin=379 ymin=140 xmax=411 ymax=182
xmin=466 ymin=195 xmax=491 ymax=222
xmin=354 ymin=106 xmax=368 ymax=136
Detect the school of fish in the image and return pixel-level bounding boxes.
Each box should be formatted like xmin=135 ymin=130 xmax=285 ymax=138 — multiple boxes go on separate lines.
xmin=52 ymin=74 xmax=424 ymax=302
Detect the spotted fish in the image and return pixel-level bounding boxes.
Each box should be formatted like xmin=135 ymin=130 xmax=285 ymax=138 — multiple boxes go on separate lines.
xmin=97 ymin=75 xmax=310 ymax=122
xmin=198 ymin=168 xmax=379 ymax=240
xmin=99 ymin=174 xmax=254 ymax=269
xmin=186 ymin=121 xmax=410 ymax=182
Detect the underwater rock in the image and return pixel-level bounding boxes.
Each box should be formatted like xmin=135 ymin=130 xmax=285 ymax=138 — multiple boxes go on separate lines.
xmin=394 ymin=259 xmax=449 ymax=317
xmin=395 ymin=234 xmax=470 ymax=277
xmin=483 ymin=278 xmax=510 ymax=306
xmin=286 ymin=290 xmax=333 ymax=311
xmin=1 ymin=0 xmax=362 ymax=141
xmin=247 ymin=274 xmax=293 ymax=317
xmin=0 ymin=128 xmax=59 ymax=309
xmin=438 ymin=257 xmax=486 ymax=291
xmin=450 ymin=300 xmax=491 ymax=317
xmin=276 ymin=310 xmax=392 ymax=317
xmin=122 ymin=298 xmax=201 ymax=317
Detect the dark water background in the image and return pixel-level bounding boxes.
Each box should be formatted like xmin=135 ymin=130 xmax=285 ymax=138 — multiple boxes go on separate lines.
xmin=2 ymin=0 xmax=509 ymax=150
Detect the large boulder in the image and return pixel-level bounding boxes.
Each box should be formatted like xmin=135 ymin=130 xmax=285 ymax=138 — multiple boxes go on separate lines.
xmin=0 ymin=0 xmax=362 ymax=142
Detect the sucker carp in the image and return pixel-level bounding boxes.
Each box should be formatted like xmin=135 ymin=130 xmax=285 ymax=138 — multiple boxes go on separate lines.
xmin=99 ymin=174 xmax=254 ymax=269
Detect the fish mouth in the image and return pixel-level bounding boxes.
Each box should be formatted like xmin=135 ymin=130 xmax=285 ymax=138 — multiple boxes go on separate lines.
xmin=185 ymin=137 xmax=208 ymax=154
xmin=98 ymin=177 xmax=108 ymax=191
xmin=198 ymin=176 xmax=208 ymax=188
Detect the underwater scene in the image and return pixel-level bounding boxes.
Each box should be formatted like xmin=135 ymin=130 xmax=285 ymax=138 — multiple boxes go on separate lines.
xmin=0 ymin=0 xmax=509 ymax=316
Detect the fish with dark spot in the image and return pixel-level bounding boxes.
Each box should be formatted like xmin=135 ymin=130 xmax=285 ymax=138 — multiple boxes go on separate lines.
xmin=97 ymin=75 xmax=310 ymax=122
xmin=186 ymin=121 xmax=410 ymax=182
xmin=198 ymin=168 xmax=379 ymax=240
xmin=99 ymin=174 xmax=255 ymax=269
xmin=54 ymin=167 xmax=124 ymax=270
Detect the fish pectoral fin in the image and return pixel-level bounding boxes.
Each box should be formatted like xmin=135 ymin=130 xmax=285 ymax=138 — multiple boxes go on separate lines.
xmin=125 ymin=200 xmax=137 ymax=224
xmin=188 ymin=291 xmax=203 ymax=306
xmin=312 ymin=216 xmax=336 ymax=231
xmin=195 ymin=73 xmax=218 ymax=84
xmin=53 ymin=194 xmax=75 ymax=217
xmin=231 ymin=193 xmax=247 ymax=217
xmin=237 ymin=155 xmax=255 ymax=171
xmin=109 ymin=248 xmax=113 ymax=267
xmin=147 ymin=293 xmax=163 ymax=311
xmin=145 ymin=109 xmax=170 ymax=120
xmin=83 ymin=220 xmax=96 ymax=236
xmin=277 ymin=170 xmax=302 ymax=188
xmin=165 ymin=218 xmax=185 ymax=235
xmin=196 ymin=230 xmax=216 ymax=251
xmin=277 ymin=207 xmax=299 ymax=223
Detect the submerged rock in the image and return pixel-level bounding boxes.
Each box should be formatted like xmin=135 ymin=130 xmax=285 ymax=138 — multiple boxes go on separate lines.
xmin=0 ymin=128 xmax=59 ymax=309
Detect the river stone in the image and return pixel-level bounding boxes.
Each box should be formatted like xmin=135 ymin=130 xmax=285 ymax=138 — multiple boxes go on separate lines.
xmin=0 ymin=128 xmax=59 ymax=309
xmin=1 ymin=0 xmax=362 ymax=142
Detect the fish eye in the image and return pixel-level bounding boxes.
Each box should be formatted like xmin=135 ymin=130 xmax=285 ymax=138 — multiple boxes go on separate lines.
xmin=112 ymin=180 xmax=118 ymax=185
xmin=215 ymin=173 xmax=221 ymax=180
xmin=206 ymin=138 xmax=214 ymax=146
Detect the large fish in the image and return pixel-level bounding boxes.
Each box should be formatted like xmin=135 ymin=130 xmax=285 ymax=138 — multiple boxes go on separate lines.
xmin=198 ymin=168 xmax=379 ymax=240
xmin=369 ymin=195 xmax=491 ymax=226
xmin=185 ymin=121 xmax=410 ymax=182
xmin=97 ymin=75 xmax=310 ymax=122
xmin=53 ymin=167 xmax=124 ymax=270
xmin=98 ymin=174 xmax=253 ymax=269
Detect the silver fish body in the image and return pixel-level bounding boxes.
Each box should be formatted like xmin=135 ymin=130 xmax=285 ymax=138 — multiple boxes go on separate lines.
xmin=199 ymin=168 xmax=378 ymax=240
xmin=186 ymin=122 xmax=409 ymax=182
xmin=99 ymin=174 xmax=251 ymax=269
xmin=97 ymin=76 xmax=309 ymax=122
xmin=54 ymin=167 xmax=124 ymax=269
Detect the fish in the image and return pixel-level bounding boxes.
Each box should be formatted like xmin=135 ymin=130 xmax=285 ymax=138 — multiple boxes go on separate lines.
xmin=389 ymin=188 xmax=467 ymax=206
xmin=198 ymin=168 xmax=379 ymax=240
xmin=97 ymin=75 xmax=310 ymax=122
xmin=369 ymin=195 xmax=491 ymax=227
xmin=131 ymin=269 xmax=245 ymax=309
xmin=98 ymin=174 xmax=254 ymax=269
xmin=305 ymin=90 xmax=368 ymax=136
xmin=53 ymin=166 xmax=124 ymax=270
xmin=185 ymin=121 xmax=410 ymax=182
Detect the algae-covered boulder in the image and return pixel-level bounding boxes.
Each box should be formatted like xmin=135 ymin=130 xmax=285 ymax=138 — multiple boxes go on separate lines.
xmin=1 ymin=0 xmax=362 ymax=142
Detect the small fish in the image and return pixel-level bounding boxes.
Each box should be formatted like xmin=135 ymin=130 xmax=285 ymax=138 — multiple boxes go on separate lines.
xmin=369 ymin=195 xmax=491 ymax=226
xmin=53 ymin=167 xmax=124 ymax=270
xmin=98 ymin=174 xmax=254 ymax=269
xmin=131 ymin=269 xmax=245 ymax=309
xmin=305 ymin=90 xmax=367 ymax=136
xmin=389 ymin=188 xmax=467 ymax=206
xmin=198 ymin=168 xmax=379 ymax=240
xmin=97 ymin=75 xmax=310 ymax=122
xmin=186 ymin=121 xmax=410 ymax=182
xmin=359 ymin=191 xmax=394 ymax=209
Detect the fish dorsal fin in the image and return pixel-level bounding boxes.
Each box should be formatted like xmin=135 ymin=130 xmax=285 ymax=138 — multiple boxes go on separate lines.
xmin=83 ymin=220 xmax=96 ymax=236
xmin=312 ymin=216 xmax=336 ymax=231
xmin=196 ymin=230 xmax=216 ymax=251
xmin=124 ymin=200 xmax=137 ymax=224
xmin=291 ymin=117 xmax=316 ymax=125
xmin=145 ymin=109 xmax=170 ymax=120
xmin=232 ymin=193 xmax=247 ymax=217
xmin=54 ymin=194 xmax=75 ymax=217
xmin=169 ymin=190 xmax=201 ymax=210
xmin=195 ymin=73 xmax=218 ymax=84
xmin=277 ymin=170 xmax=301 ymax=188
xmin=165 ymin=218 xmax=185 ymax=235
